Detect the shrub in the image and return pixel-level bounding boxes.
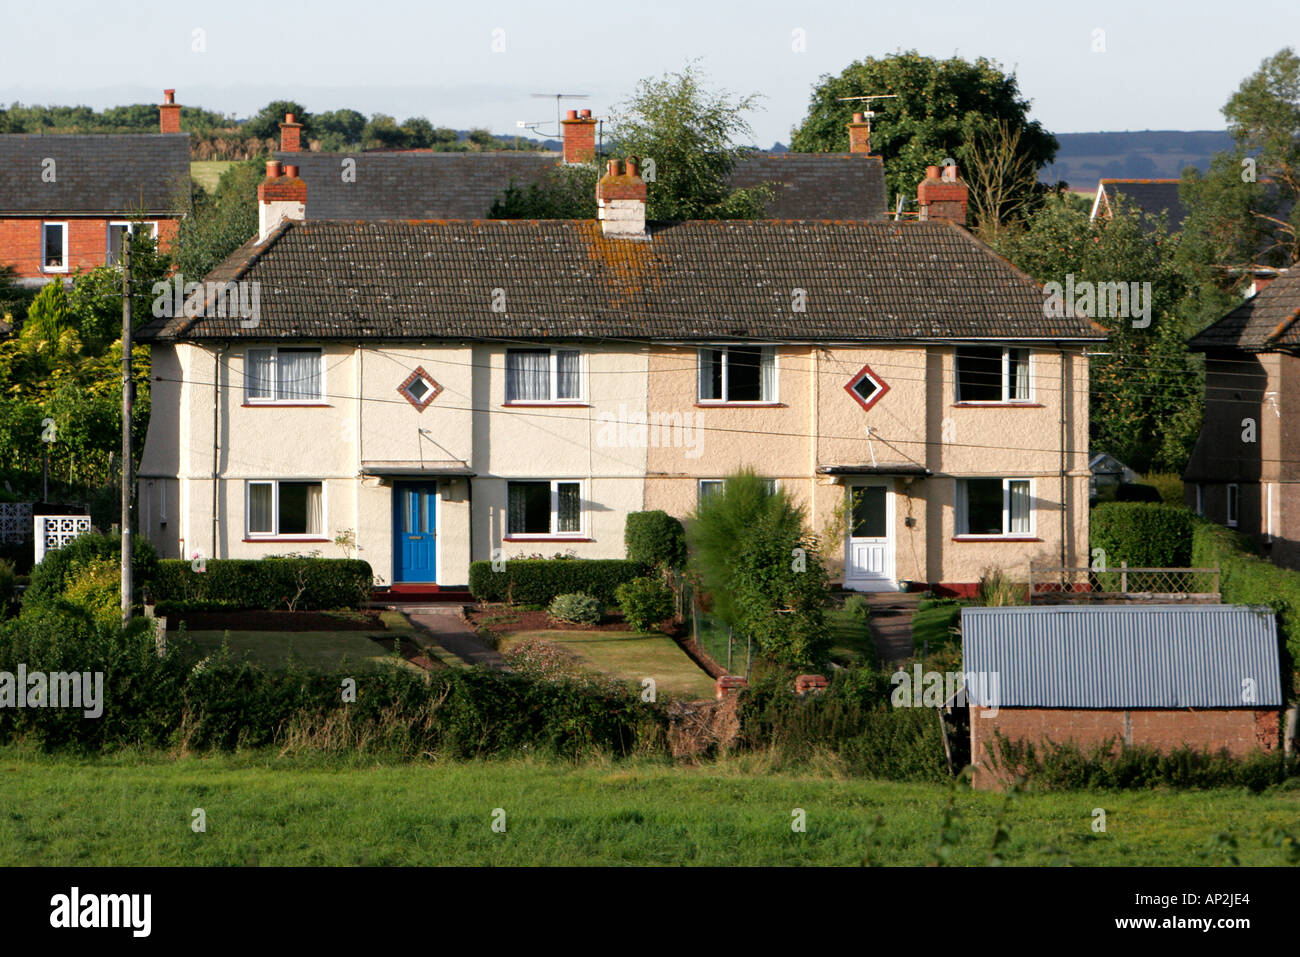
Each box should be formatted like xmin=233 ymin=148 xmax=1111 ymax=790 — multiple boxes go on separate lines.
xmin=61 ymin=557 xmax=121 ymax=626
xmin=624 ymin=510 xmax=687 ymax=571
xmin=975 ymin=566 xmax=1024 ymax=606
xmin=468 ymin=558 xmax=643 ymax=605
xmin=548 ymin=592 xmax=603 ymax=625
xmin=0 ymin=559 xmax=15 ymax=619
xmin=1142 ymin=472 xmax=1187 ymax=506
xmin=149 ymin=558 xmax=373 ymax=610
xmin=730 ymin=511 xmax=831 ymax=664
xmin=1090 ymin=502 xmax=1194 ymax=568
xmin=24 ymin=531 xmax=157 ymax=611
xmin=615 ymin=577 xmax=675 ymax=631
xmin=843 ymin=593 xmax=871 ymax=619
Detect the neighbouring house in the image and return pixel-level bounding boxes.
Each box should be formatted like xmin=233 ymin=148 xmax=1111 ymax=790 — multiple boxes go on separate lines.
xmin=963 ymin=604 xmax=1285 ymax=789
xmin=134 ymin=147 xmax=1103 ymax=595
xmin=1088 ymin=451 xmax=1138 ymax=500
xmin=1089 ymin=178 xmax=1186 ymax=231
xmin=0 ymin=90 xmax=190 ymax=286
xmin=1185 ymin=268 xmax=1300 ymax=567
xmin=272 ymin=108 xmax=888 ymax=221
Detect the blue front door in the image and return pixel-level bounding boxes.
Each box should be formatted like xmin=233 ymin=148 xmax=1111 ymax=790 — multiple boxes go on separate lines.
xmin=393 ymin=483 xmax=437 ymax=583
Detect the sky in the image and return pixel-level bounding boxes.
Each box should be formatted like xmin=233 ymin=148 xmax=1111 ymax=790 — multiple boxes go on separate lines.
xmin=2 ymin=0 xmax=1296 ymax=147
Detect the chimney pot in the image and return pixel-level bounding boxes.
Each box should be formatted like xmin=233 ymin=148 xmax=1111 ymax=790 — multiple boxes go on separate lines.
xmin=284 ymin=164 xmax=299 ymax=178
xmin=566 ymin=109 xmax=578 ymax=120
xmin=266 ymin=160 xmax=283 ymax=179
xmin=561 ymin=107 xmax=598 ymax=165
xmin=285 ymin=112 xmax=296 ymax=124
xmin=579 ymin=108 xmax=591 ymax=118
xmin=926 ymin=165 xmax=941 ymax=179
xmin=625 ymin=159 xmax=638 ymax=178
xmin=942 ymin=163 xmax=959 ymax=182
xmin=852 ymin=112 xmax=864 ymax=123
xmin=164 ymin=89 xmax=176 ymax=104
xmin=607 ymin=159 xmax=620 ymax=176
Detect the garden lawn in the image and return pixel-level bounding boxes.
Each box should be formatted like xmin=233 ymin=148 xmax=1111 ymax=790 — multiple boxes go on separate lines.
xmin=499 ymin=630 xmax=716 ymax=699
xmin=912 ymin=601 xmax=964 ymax=655
xmin=1 ymin=748 xmax=1298 ymax=866
xmin=190 ymin=160 xmax=235 ymax=192
xmin=179 ymin=629 xmax=404 ymax=672
xmin=827 ymin=607 xmax=874 ymax=666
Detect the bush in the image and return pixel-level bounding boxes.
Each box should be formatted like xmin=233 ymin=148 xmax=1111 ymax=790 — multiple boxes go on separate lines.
xmin=24 ymin=531 xmax=157 ymax=611
xmin=975 ymin=566 xmax=1024 ymax=606
xmin=61 ymin=557 xmax=121 ymax=626
xmin=624 ymin=510 xmax=687 ymax=571
xmin=468 ymin=558 xmax=643 ymax=605
xmin=1142 ymin=472 xmax=1187 ymax=506
xmin=1091 ymin=502 xmax=1194 ymax=568
xmin=843 ymin=593 xmax=871 ymax=619
xmin=730 ymin=511 xmax=831 ymax=664
xmin=615 ymin=577 xmax=675 ymax=631
xmin=548 ymin=592 xmax=603 ymax=625
xmin=149 ymin=558 xmax=373 ymax=610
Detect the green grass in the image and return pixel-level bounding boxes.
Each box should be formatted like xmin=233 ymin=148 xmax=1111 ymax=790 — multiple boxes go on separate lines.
xmin=499 ymin=629 xmax=716 ymax=700
xmin=1 ymin=748 xmax=1297 ymax=865
xmin=912 ymin=601 xmax=964 ymax=655
xmin=180 ymin=628 xmax=403 ymax=672
xmin=827 ymin=606 xmax=875 ymax=667
xmin=190 ymin=160 xmax=235 ymax=193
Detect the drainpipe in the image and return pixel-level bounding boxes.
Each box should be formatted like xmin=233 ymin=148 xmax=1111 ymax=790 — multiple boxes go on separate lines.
xmin=1058 ymin=345 xmax=1068 ymax=569
xmin=211 ymin=344 xmax=226 ymax=560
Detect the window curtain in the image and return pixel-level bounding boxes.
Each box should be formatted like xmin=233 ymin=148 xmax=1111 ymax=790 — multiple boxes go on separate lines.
xmin=760 ymin=348 xmax=776 ymax=400
xmin=246 ymin=350 xmax=274 ymax=400
xmin=1008 ymin=480 xmax=1030 ymax=533
xmin=278 ymin=349 xmax=320 ymax=401
xmin=507 ymin=350 xmax=550 ymax=401
xmin=1010 ymin=350 xmax=1030 ymax=400
xmin=556 ymin=351 xmax=580 ymax=399
xmin=556 ymin=483 xmax=581 ymax=532
xmin=305 ymin=483 xmax=323 ymax=535
xmin=249 ymin=483 xmax=273 ymax=533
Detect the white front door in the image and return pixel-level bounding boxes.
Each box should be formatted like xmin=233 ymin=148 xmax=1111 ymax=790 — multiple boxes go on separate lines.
xmin=844 ymin=481 xmax=895 ymax=591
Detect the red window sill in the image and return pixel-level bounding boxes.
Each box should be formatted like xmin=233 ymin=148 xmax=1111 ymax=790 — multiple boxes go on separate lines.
xmin=503 ymin=537 xmax=594 ymax=543
xmin=951 ymin=402 xmax=1044 ymax=408
xmin=502 ymin=403 xmax=591 ymax=408
xmin=694 ymin=402 xmax=786 ymax=408
xmin=952 ymin=536 xmax=1043 ymax=543
xmin=242 ymin=537 xmax=331 ymax=543
xmin=241 ymin=403 xmax=333 ymax=408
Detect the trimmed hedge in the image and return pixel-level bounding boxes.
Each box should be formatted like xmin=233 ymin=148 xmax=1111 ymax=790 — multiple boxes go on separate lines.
xmin=624 ymin=510 xmax=687 ymax=570
xmin=149 ymin=558 xmax=373 ymax=611
xmin=25 ymin=531 xmax=157 ymax=610
xmin=468 ymin=558 xmax=644 ymax=604
xmin=1193 ymin=519 xmax=1300 ymax=672
xmin=1090 ymin=502 xmax=1194 ymax=568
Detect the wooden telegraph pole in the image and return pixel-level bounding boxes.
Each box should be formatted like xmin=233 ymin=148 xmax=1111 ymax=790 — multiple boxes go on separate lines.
xmin=120 ymin=237 xmax=133 ymax=625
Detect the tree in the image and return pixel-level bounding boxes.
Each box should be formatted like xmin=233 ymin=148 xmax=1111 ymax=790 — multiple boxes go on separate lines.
xmin=790 ymin=51 xmax=1058 ymax=213
xmin=315 ymin=108 xmax=367 ymax=146
xmin=489 ymin=165 xmax=599 ymax=219
xmin=402 ymin=117 xmax=437 ymax=149
xmin=68 ymin=227 xmax=171 ymax=354
xmin=362 ymin=114 xmax=406 ymax=150
xmin=173 ymin=159 xmax=262 ymax=281
xmin=963 ymin=118 xmax=1042 ymax=241
xmin=244 ymin=100 xmax=311 ymax=141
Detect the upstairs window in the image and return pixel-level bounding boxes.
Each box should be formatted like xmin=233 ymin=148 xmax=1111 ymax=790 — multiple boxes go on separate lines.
xmin=698 ymin=346 xmax=776 ymax=403
xmin=955 ymin=346 xmax=1031 ymax=402
xmin=107 ymin=221 xmax=158 ymax=265
xmin=506 ymin=348 xmax=582 ymax=403
xmin=42 ymin=223 xmax=67 ymax=271
xmin=245 ymin=347 xmax=323 ymax=403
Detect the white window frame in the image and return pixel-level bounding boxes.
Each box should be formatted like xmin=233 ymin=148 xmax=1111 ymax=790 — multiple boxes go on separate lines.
xmin=697 ymin=345 xmax=778 ymax=404
xmin=954 ymin=345 xmax=1033 ymax=404
xmin=955 ymin=477 xmax=1035 ymax=538
xmin=505 ymin=479 xmax=586 ymax=538
xmin=244 ymin=347 xmax=326 ymax=404
xmin=504 ymin=347 xmax=585 ymax=404
xmin=41 ymin=221 xmax=68 ymax=273
xmin=245 ymin=479 xmax=326 ymax=539
xmin=106 ymin=221 xmax=159 ymax=264
xmin=1226 ymin=483 xmax=1239 ymax=528
xmin=698 ymin=477 xmax=777 ymax=504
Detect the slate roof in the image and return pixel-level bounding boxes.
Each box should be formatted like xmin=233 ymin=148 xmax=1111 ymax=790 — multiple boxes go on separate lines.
xmin=273 ymin=150 xmax=888 ymax=221
xmin=137 ymin=217 xmax=1108 ymax=343
xmin=0 ymin=134 xmax=190 ymax=215
xmin=962 ymin=605 xmax=1282 ymax=709
xmin=1188 ymin=268 xmax=1300 ymax=352
xmin=1095 ymin=179 xmax=1186 ymax=230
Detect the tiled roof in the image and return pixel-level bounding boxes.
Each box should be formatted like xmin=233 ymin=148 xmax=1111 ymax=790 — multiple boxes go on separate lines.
xmin=1188 ymin=269 xmax=1300 ymax=352
xmin=0 ymin=134 xmax=190 ymax=215
xmin=138 ymin=218 xmax=1108 ymax=343
xmin=273 ymin=150 xmax=888 ymax=221
xmin=1098 ymin=179 xmax=1186 ymax=230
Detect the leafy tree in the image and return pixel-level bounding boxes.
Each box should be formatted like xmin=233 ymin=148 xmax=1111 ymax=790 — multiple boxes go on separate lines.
xmin=315 ymin=108 xmax=367 ymax=146
xmin=67 ymin=227 xmax=171 ymax=354
xmin=363 ymin=114 xmax=406 ymax=150
xmin=174 ymin=159 xmax=262 ymax=280
xmin=20 ymin=282 xmax=73 ymax=345
xmin=467 ymin=128 xmax=498 ymax=149
xmin=401 ymin=117 xmax=437 ymax=149
xmin=490 ymin=165 xmax=599 ymax=219
xmin=244 ymin=100 xmax=311 ymax=141
xmin=790 ymin=51 xmax=1057 ymax=218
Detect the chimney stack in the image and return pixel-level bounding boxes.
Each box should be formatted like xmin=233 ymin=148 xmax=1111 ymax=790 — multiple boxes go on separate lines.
xmin=847 ymin=112 xmax=871 ymax=154
xmin=159 ymin=89 xmax=181 ymax=134
xmin=257 ymin=160 xmax=307 ymax=244
xmin=917 ymin=163 xmax=968 ymax=225
xmin=561 ymin=108 xmax=597 ymax=165
xmin=279 ymin=112 xmax=304 ymax=153
xmin=596 ymin=158 xmax=647 ymax=238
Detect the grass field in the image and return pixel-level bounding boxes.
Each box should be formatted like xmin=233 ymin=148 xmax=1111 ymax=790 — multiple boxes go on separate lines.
xmin=1 ymin=748 xmax=1297 ymax=866
xmin=498 ymin=629 xmax=716 ymax=699
xmin=190 ymin=160 xmax=235 ymax=193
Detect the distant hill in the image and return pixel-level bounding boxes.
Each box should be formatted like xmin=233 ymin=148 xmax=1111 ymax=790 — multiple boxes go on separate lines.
xmin=1041 ymin=131 xmax=1235 ymax=187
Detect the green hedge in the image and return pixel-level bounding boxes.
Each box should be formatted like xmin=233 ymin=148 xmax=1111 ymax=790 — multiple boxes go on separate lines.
xmin=468 ymin=558 xmax=644 ymax=604
xmin=1090 ymin=502 xmax=1194 ymax=568
xmin=25 ymin=531 xmax=158 ymax=610
xmin=1193 ymin=519 xmax=1300 ymax=674
xmin=624 ymin=510 xmax=687 ymax=570
xmin=149 ymin=558 xmax=373 ymax=611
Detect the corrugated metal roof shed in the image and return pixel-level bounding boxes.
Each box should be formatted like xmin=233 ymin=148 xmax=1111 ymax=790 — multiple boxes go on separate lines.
xmin=961 ymin=605 xmax=1281 ymax=709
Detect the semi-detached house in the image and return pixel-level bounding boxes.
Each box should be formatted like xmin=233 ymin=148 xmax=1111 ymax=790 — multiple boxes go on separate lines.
xmin=135 ymin=153 xmax=1104 ymax=594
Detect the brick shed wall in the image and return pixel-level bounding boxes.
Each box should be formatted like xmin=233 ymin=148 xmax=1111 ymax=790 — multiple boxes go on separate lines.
xmin=970 ymin=706 xmax=1281 ymax=789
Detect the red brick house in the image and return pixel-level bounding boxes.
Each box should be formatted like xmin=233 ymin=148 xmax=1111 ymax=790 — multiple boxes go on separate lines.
xmin=0 ymin=90 xmax=190 ymax=287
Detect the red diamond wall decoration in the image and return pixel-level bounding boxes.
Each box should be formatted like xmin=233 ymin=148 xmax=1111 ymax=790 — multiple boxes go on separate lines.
xmin=398 ymin=366 xmax=443 ymax=411
xmin=844 ymin=363 xmax=890 ymax=412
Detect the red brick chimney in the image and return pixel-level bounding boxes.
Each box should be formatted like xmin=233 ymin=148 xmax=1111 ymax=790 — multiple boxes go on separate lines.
xmin=257 ymin=160 xmax=307 ymax=243
xmin=847 ymin=112 xmax=871 ymax=154
xmin=280 ymin=112 xmax=304 ymax=153
xmin=917 ymin=163 xmax=968 ymax=225
xmin=596 ymin=158 xmax=647 ymax=238
xmin=159 ymin=89 xmax=181 ymax=134
xmin=561 ymin=108 xmax=597 ymax=165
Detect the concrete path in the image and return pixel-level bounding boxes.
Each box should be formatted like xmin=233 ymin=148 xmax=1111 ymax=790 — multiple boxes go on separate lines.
xmin=860 ymin=592 xmax=923 ymax=666
xmin=398 ymin=605 xmax=506 ymax=669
